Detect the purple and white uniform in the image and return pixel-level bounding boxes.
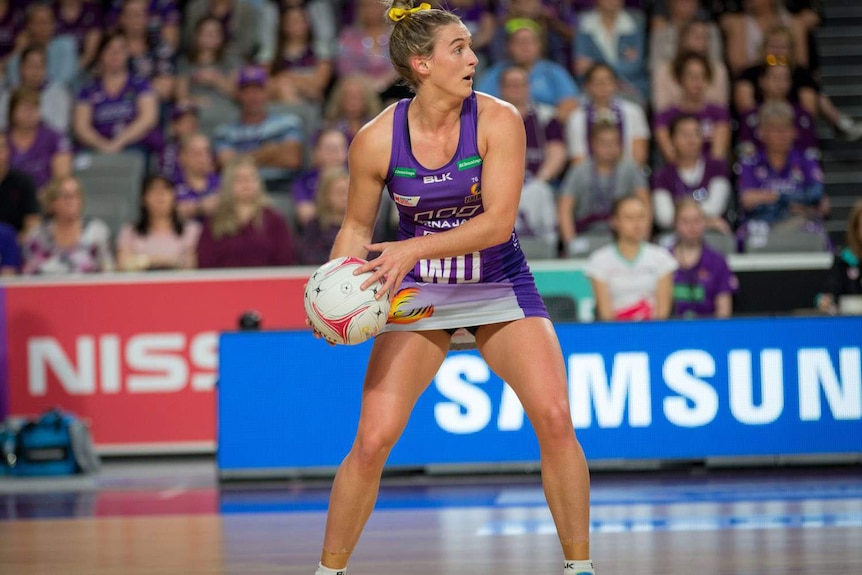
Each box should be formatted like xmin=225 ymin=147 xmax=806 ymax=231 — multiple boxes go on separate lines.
xmin=8 ymin=124 xmax=71 ymax=189
xmin=380 ymin=92 xmax=549 ymax=334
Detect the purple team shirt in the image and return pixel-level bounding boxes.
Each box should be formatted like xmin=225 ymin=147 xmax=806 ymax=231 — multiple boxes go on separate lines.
xmin=524 ymin=108 xmax=564 ymax=181
xmin=54 ymin=2 xmax=103 ymax=51
xmin=77 ymin=75 xmax=161 ymax=150
xmin=651 ymin=158 xmax=728 ymax=203
xmin=655 ymin=104 xmax=730 ymax=156
xmin=9 ymin=125 xmax=71 ymax=189
xmin=671 ymin=243 xmax=738 ymax=318
xmin=738 ymin=149 xmax=824 ymax=224
xmin=174 ymin=171 xmax=220 ymax=204
xmin=292 ymin=169 xmax=320 ymax=204
xmin=737 ymin=105 xmax=819 ymax=157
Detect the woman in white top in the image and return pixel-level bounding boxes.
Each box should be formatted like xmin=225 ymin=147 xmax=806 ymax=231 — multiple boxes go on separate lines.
xmin=585 ymin=195 xmax=678 ymax=321
xmin=566 ymin=63 xmax=650 ymax=167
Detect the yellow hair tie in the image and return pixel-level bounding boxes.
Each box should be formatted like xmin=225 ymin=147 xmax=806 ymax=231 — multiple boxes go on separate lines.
xmin=388 ymin=2 xmax=431 ymax=22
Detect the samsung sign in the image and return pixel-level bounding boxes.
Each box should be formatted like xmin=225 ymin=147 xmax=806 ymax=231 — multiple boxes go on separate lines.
xmin=217 ymin=317 xmax=862 ymax=474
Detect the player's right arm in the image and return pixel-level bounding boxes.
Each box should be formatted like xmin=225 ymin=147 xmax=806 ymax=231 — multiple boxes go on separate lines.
xmin=329 ymin=110 xmax=394 ymax=261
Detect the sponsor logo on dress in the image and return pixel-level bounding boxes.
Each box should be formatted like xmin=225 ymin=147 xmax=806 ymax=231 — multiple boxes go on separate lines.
xmin=457 ymin=155 xmax=482 ymax=170
xmin=393 ymin=193 xmax=420 ymax=207
xmin=393 ymin=167 xmax=416 ymax=178
xmin=423 ymin=173 xmax=453 ymax=184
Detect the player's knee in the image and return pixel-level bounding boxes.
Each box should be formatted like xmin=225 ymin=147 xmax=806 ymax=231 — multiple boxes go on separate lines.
xmin=533 ymin=402 xmax=576 ymax=446
xmin=352 ymin=428 xmax=399 ymax=469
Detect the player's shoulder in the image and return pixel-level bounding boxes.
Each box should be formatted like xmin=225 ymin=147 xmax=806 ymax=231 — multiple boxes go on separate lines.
xmin=475 ymin=91 xmax=521 ymax=125
xmin=350 ymin=103 xmax=398 ymax=159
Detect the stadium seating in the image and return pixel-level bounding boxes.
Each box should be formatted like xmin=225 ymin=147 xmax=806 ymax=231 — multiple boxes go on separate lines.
xmin=73 ymin=152 xmax=147 ymax=237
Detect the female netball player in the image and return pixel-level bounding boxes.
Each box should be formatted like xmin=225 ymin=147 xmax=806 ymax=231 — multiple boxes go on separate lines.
xmin=310 ymin=2 xmax=595 ymax=574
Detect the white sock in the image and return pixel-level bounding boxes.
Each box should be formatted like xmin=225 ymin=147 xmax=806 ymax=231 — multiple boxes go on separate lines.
xmin=564 ymin=559 xmax=594 ymax=574
xmin=315 ymin=562 xmax=346 ymax=575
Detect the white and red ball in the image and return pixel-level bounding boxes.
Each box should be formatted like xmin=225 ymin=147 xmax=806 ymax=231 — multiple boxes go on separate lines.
xmin=304 ymin=256 xmax=390 ymax=345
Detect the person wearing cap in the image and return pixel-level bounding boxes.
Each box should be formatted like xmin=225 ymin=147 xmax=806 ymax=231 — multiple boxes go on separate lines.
xmin=212 ymin=65 xmax=304 ymax=189
xmin=476 ymin=18 xmax=580 ymax=121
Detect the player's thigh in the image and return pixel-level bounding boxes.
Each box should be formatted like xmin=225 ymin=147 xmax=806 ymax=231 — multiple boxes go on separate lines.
xmin=474 ymin=317 xmax=570 ymax=417
xmin=356 ymin=329 xmax=451 ymax=440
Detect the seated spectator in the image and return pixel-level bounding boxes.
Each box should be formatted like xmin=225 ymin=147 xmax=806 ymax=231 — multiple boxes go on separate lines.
xmin=652 ymin=115 xmax=731 ymax=235
xmin=737 ymin=101 xmax=829 ymax=252
xmin=734 ymin=25 xmax=862 ymax=141
xmin=447 ymin=0 xmax=496 ymax=65
xmin=489 ymin=0 xmax=575 ymax=70
xmin=652 ymin=18 xmax=730 ymax=112
xmin=499 ymin=63 xmax=565 ymax=254
xmin=654 ymin=53 xmax=730 ymax=163
xmin=585 ymin=195 xmax=677 ymax=321
xmin=0 ymin=1 xmax=23 ymax=70
xmin=197 ymin=155 xmax=295 ymax=268
xmin=158 ymin=102 xmax=200 ymax=181
xmin=574 ymin=0 xmax=649 ymax=105
xmin=73 ymin=32 xmax=161 ymax=155
xmin=721 ymin=0 xmax=811 ymax=76
xmin=296 ymin=166 xmax=348 ymax=265
xmin=649 ymin=0 xmax=722 ymax=70
xmin=213 ymin=65 xmax=304 ymax=190
xmin=558 ymin=121 xmax=649 ymax=257
xmin=324 ymin=74 xmax=382 ymax=145
xmin=5 ymin=3 xmax=78 ymax=88
xmin=0 ymin=221 xmax=20 ymax=274
xmin=22 ymin=175 xmax=113 ymax=274
xmin=477 ymin=18 xmax=580 ymax=121
xmin=183 ymin=0 xmax=260 ymax=64
xmin=117 ymin=175 xmax=201 ymax=271
xmin=54 ymin=0 xmax=103 ymax=71
xmin=176 ymin=15 xmax=239 ymax=136
xmin=0 ymin=135 xmax=40 ymax=238
xmin=737 ymin=62 xmax=819 ymax=160
xmin=259 ymin=0 xmax=337 ymax=69
xmin=336 ymin=0 xmax=404 ymax=101
xmin=115 ymin=0 xmax=176 ymax=101
xmin=0 ymin=47 xmax=72 ymax=134
xmin=106 ymin=0 xmax=180 ymax=52
xmin=816 ymin=201 xmax=862 ymax=315
xmin=292 ymin=127 xmax=347 ymax=229
xmin=670 ymin=198 xmax=737 ymax=318
xmin=269 ymin=3 xmax=333 ymax=105
xmin=7 ymin=88 xmax=72 ymax=191
xmin=566 ymin=63 xmax=650 ymax=166
xmin=174 ymin=133 xmax=220 ymax=221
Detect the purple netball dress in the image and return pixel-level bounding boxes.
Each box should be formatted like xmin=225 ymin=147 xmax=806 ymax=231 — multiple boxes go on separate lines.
xmin=379 ymin=92 xmax=549 ymax=334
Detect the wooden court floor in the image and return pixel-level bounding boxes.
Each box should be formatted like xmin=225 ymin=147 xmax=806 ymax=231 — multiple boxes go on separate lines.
xmin=1 ymin=462 xmax=861 ymax=575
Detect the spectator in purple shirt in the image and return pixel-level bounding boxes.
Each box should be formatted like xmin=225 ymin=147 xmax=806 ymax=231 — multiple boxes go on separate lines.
xmin=292 ymin=127 xmax=347 ymax=229
xmin=183 ymin=0 xmax=260 ymax=64
xmin=652 ymin=114 xmax=732 ymax=235
xmin=174 ymin=133 xmax=220 ymax=222
xmin=654 ymin=52 xmax=730 ymax=163
xmin=106 ymin=0 xmax=180 ymax=52
xmin=73 ymin=32 xmax=160 ymax=155
xmin=296 ymin=166 xmax=348 ymax=265
xmin=54 ymin=0 xmax=103 ymax=70
xmin=158 ymin=101 xmax=200 ymax=181
xmin=7 ymin=88 xmax=72 ymax=190
xmin=737 ymin=61 xmax=819 ymax=161
xmin=197 ymin=155 xmax=295 ymax=268
xmin=670 ymin=198 xmax=738 ymax=318
xmin=269 ymin=3 xmax=333 ymax=105
xmin=737 ymin=101 xmax=829 ymax=252
xmin=115 ymin=0 xmax=176 ymax=101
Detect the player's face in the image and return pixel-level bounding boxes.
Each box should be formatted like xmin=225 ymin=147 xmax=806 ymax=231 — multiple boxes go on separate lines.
xmin=675 ymin=204 xmax=706 ymax=243
xmin=427 ymin=23 xmax=477 ymax=96
xmin=613 ymin=199 xmax=649 ymax=243
xmin=672 ymin=119 xmax=703 ymax=160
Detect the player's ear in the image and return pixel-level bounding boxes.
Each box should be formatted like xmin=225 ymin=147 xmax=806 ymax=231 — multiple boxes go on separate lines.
xmin=411 ymin=55 xmax=431 ymax=79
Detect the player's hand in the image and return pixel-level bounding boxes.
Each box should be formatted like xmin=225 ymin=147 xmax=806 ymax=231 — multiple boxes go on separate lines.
xmin=358 ymin=239 xmax=419 ymax=300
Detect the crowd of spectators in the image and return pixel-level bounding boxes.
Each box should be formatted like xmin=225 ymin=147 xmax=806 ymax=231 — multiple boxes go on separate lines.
xmin=0 ymin=0 xmax=859 ymax=320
